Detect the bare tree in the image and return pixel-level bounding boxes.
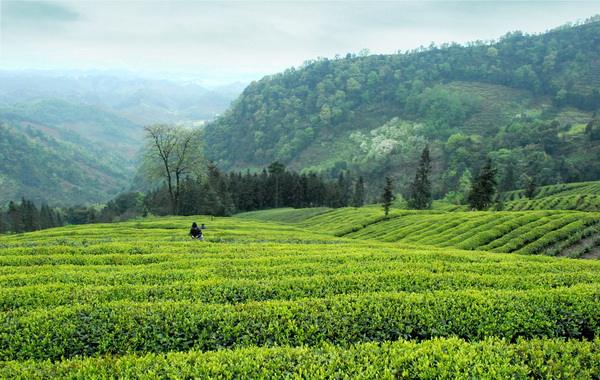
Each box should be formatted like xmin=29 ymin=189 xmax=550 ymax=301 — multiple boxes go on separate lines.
xmin=143 ymin=124 xmax=204 ymax=214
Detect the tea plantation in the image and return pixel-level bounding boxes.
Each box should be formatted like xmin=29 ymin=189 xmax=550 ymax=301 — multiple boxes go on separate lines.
xmin=1 ymin=212 xmax=599 ymax=378
xmin=500 ymin=181 xmax=600 ymax=212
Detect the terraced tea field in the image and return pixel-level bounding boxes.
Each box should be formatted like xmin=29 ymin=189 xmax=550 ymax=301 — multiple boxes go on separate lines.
xmin=500 ymin=180 xmax=600 ymax=212
xmin=241 ymin=207 xmax=600 ymax=259
xmin=1 ymin=213 xmax=599 ymax=377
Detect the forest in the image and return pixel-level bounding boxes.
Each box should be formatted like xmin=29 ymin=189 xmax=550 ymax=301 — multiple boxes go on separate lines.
xmin=0 ymin=162 xmax=364 ymax=233
xmin=204 ymin=18 xmax=600 ymax=198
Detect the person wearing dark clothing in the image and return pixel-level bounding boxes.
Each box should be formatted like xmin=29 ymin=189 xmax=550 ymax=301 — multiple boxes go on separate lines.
xmin=189 ymin=222 xmax=203 ymax=240
xmin=200 ymin=223 xmax=206 ymax=229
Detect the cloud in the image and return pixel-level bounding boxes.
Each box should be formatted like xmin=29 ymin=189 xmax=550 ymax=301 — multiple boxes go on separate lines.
xmin=0 ymin=0 xmax=598 ymax=84
xmin=1 ymin=0 xmax=79 ymax=25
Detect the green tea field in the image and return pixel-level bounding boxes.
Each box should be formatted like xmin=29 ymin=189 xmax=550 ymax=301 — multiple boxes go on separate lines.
xmin=1 ymin=211 xmax=600 ymax=378
xmin=500 ymin=181 xmax=600 ymax=212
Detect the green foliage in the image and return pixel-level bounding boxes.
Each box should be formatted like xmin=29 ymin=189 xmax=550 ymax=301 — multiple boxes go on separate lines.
xmin=236 ymin=207 xmax=331 ymax=223
xmin=500 ymin=180 xmax=600 ymax=212
xmin=2 ymin=338 xmax=599 ymax=379
xmin=468 ymin=159 xmax=497 ymax=210
xmin=407 ymin=146 xmax=432 ymax=209
xmin=1 ymin=212 xmax=600 ymax=375
xmin=204 ymin=21 xmax=600 ymax=197
xmin=381 ymin=177 xmax=395 ymax=216
xmin=344 ymin=209 xmax=600 ymax=258
xmin=0 ymin=124 xmax=132 ymax=206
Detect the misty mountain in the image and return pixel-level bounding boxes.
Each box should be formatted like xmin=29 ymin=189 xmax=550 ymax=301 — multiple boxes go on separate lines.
xmin=0 ymin=71 xmax=243 ymax=125
xmin=0 ymin=71 xmax=245 ymax=205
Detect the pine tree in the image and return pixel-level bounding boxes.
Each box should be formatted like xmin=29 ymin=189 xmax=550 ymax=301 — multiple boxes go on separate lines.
xmin=408 ymin=146 xmax=432 ymax=209
xmin=0 ymin=210 xmax=5 ymax=233
xmin=40 ymin=204 xmax=53 ymax=229
xmin=352 ymin=176 xmax=365 ymax=207
xmin=7 ymin=201 xmax=24 ymax=233
xmin=54 ymin=210 xmax=64 ymax=227
xmin=268 ymin=161 xmax=286 ymax=208
xmin=525 ymin=175 xmax=537 ymax=199
xmin=20 ymin=198 xmax=40 ymax=232
xmin=468 ymin=159 xmax=498 ymax=210
xmin=381 ymin=176 xmax=395 ymax=217
xmin=500 ymin=163 xmax=516 ymax=192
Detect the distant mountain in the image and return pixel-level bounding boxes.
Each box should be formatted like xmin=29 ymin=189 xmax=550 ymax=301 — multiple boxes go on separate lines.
xmin=204 ymin=19 xmax=600 ymax=198
xmin=0 ymin=99 xmax=142 ymax=158
xmin=0 ymin=72 xmax=244 ymax=205
xmin=0 ymin=71 xmax=243 ymax=125
xmin=0 ymin=122 xmax=132 ymax=206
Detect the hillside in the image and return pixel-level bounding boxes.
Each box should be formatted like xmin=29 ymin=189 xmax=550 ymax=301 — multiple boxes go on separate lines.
xmin=0 ymin=98 xmax=146 ymax=205
xmin=499 ymin=180 xmax=600 ymax=211
xmin=238 ymin=207 xmax=600 ymax=258
xmin=0 ymin=99 xmax=142 ymax=158
xmin=0 ymin=72 xmax=245 ymax=206
xmin=0 ymin=121 xmax=133 ymax=206
xmin=205 ymin=20 xmax=600 ymax=197
xmin=0 ymin=216 xmax=599 ymax=376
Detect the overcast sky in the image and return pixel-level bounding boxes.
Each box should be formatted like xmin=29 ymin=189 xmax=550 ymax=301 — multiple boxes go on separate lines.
xmin=1 ymin=0 xmax=599 ymax=86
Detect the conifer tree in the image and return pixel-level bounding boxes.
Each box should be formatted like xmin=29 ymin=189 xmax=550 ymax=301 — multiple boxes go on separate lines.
xmin=352 ymin=176 xmax=365 ymax=207
xmin=408 ymin=146 xmax=432 ymax=209
xmin=381 ymin=176 xmax=395 ymax=217
xmin=268 ymin=161 xmax=286 ymax=208
xmin=336 ymin=172 xmax=352 ymax=207
xmin=468 ymin=159 xmax=498 ymax=210
xmin=7 ymin=201 xmax=24 ymax=233
xmin=40 ymin=204 xmax=54 ymax=229
xmin=525 ymin=175 xmax=537 ymax=199
xmin=0 ymin=211 xmax=5 ymax=233
xmin=500 ymin=163 xmax=516 ymax=192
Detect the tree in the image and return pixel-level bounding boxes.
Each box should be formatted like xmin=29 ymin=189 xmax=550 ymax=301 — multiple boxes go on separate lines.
xmin=333 ymin=172 xmax=352 ymax=208
xmin=500 ymin=163 xmax=516 ymax=192
xmin=468 ymin=159 xmax=498 ymax=210
xmin=524 ymin=175 xmax=537 ymax=199
xmin=352 ymin=176 xmax=365 ymax=207
xmin=408 ymin=146 xmax=432 ymax=209
xmin=7 ymin=201 xmax=24 ymax=233
xmin=381 ymin=176 xmax=395 ymax=217
xmin=40 ymin=204 xmax=54 ymax=230
xmin=143 ymin=124 xmax=204 ymax=214
xmin=268 ymin=161 xmax=286 ymax=208
xmin=20 ymin=198 xmax=40 ymax=232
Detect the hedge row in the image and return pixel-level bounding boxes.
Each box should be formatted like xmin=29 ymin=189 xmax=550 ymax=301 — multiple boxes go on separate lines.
xmin=1 ymin=286 xmax=598 ymax=361
xmin=3 ymin=269 xmax=600 ymax=311
xmin=1 ymin=337 xmax=599 ymax=379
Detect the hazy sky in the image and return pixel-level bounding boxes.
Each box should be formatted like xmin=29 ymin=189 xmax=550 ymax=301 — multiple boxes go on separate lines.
xmin=1 ymin=0 xmax=599 ymax=85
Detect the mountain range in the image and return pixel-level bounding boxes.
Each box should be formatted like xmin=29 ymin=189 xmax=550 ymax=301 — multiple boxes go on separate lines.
xmin=0 ymin=72 xmax=243 ymax=205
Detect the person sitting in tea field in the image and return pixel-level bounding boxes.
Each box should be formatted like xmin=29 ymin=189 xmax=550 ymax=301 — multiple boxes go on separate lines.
xmin=189 ymin=222 xmax=204 ymax=241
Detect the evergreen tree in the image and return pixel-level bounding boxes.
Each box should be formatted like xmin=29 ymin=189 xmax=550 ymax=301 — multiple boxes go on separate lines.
xmin=54 ymin=210 xmax=64 ymax=227
xmin=381 ymin=176 xmax=395 ymax=217
xmin=408 ymin=146 xmax=432 ymax=209
xmin=39 ymin=204 xmax=54 ymax=229
xmin=352 ymin=176 xmax=365 ymax=207
xmin=0 ymin=211 xmax=5 ymax=233
xmin=500 ymin=163 xmax=516 ymax=192
xmin=7 ymin=201 xmax=24 ymax=233
xmin=468 ymin=159 xmax=498 ymax=210
xmin=19 ymin=198 xmax=41 ymax=232
xmin=268 ymin=161 xmax=286 ymax=208
xmin=525 ymin=175 xmax=537 ymax=199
